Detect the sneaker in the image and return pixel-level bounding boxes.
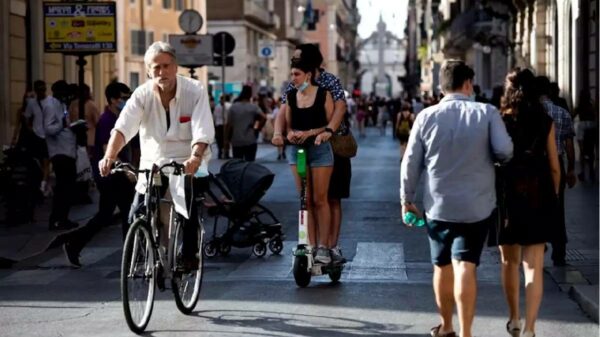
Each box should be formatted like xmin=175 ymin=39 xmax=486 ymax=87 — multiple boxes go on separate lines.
xmin=330 ymin=247 xmax=346 ymax=264
xmin=506 ymin=319 xmax=521 ymax=337
xmin=63 ymin=242 xmax=81 ymax=268
xmin=314 ymin=247 xmax=331 ymax=264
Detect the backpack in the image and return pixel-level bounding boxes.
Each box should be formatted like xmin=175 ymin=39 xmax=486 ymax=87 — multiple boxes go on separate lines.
xmin=396 ymin=119 xmax=411 ymax=138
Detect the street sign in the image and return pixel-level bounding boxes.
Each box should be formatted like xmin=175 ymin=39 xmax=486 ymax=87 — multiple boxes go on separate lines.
xmin=213 ymin=32 xmax=235 ymax=55
xmin=213 ymin=56 xmax=234 ymax=66
xmin=258 ymin=39 xmax=275 ymax=59
xmin=43 ymin=2 xmax=117 ymax=53
xmin=169 ymin=34 xmax=213 ymax=67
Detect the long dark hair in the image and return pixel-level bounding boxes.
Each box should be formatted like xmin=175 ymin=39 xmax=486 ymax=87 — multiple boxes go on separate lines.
xmin=500 ymin=68 xmax=545 ymax=119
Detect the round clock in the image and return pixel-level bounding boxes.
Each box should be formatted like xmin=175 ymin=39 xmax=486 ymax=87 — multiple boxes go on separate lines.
xmin=178 ymin=9 xmax=203 ymax=34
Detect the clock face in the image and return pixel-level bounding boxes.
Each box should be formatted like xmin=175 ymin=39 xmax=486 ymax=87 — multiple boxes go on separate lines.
xmin=179 ymin=9 xmax=203 ymax=34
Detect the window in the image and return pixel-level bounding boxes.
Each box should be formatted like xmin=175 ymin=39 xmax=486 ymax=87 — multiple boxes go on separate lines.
xmin=147 ymin=31 xmax=154 ymax=47
xmin=130 ymin=72 xmax=140 ymax=89
xmin=131 ymin=30 xmax=154 ymax=55
xmin=175 ymin=0 xmax=184 ymax=11
xmin=162 ymin=0 xmax=171 ymax=9
xmin=131 ymin=30 xmax=146 ymax=55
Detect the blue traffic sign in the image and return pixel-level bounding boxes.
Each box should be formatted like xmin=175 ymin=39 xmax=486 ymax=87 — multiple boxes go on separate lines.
xmin=261 ymin=47 xmax=272 ymax=57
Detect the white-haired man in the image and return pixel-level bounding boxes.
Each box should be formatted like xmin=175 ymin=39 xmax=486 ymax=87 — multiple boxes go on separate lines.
xmin=89 ymin=41 xmax=214 ymax=268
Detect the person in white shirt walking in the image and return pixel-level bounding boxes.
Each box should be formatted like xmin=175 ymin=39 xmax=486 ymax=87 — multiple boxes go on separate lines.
xmin=86 ymin=41 xmax=214 ymax=268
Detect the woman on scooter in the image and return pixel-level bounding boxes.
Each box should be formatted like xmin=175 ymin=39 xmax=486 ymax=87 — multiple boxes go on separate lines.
xmin=285 ymin=58 xmax=335 ymax=264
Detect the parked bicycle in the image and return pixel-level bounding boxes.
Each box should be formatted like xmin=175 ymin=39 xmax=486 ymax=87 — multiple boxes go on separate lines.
xmin=112 ymin=161 xmax=204 ymax=334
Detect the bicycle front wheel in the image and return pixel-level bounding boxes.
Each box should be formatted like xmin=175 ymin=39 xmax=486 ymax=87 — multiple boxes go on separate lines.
xmin=171 ymin=220 xmax=204 ymax=314
xmin=121 ymin=219 xmax=156 ymax=333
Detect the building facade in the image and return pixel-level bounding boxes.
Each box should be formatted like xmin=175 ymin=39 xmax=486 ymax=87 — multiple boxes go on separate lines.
xmin=406 ymin=0 xmax=599 ymax=108
xmin=357 ymin=15 xmax=407 ymax=98
xmin=206 ymin=0 xmax=280 ymax=98
xmin=512 ymin=0 xmax=599 ymax=108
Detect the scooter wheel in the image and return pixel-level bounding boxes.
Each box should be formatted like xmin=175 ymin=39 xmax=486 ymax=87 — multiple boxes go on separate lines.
xmin=219 ymin=243 xmax=231 ymax=256
xmin=203 ymin=241 xmax=218 ymax=258
xmin=252 ymin=242 xmax=267 ymax=258
xmin=268 ymin=238 xmax=283 ymax=255
xmin=293 ymin=255 xmax=311 ymax=287
xmin=328 ymin=268 xmax=342 ymax=283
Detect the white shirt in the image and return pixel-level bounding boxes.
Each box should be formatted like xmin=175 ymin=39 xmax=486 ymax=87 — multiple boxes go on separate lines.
xmin=24 ymin=96 xmax=51 ymax=138
xmin=113 ymin=75 xmax=215 ymax=172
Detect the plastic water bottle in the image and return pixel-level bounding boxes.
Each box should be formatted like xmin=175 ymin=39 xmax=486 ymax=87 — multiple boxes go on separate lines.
xmin=297 ymin=149 xmax=307 ymax=178
xmin=403 ymin=211 xmax=426 ymax=227
xmin=194 ymin=161 xmax=209 ymax=178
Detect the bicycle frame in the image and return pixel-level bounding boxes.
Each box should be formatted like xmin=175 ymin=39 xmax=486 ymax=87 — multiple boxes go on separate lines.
xmin=121 ymin=162 xmax=188 ymax=282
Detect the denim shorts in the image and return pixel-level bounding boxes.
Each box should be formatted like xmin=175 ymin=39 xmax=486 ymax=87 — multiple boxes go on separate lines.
xmin=287 ymin=142 xmax=334 ymax=167
xmin=426 ymin=214 xmax=491 ymax=266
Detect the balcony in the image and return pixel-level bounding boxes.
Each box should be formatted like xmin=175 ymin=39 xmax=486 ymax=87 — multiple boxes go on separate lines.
xmin=442 ymin=6 xmax=509 ymax=56
xmin=244 ymin=0 xmax=279 ymax=28
xmin=285 ymin=26 xmax=302 ymax=43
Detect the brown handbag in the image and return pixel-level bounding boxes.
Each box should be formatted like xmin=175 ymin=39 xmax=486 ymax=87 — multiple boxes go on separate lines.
xmin=330 ymin=130 xmax=358 ymax=158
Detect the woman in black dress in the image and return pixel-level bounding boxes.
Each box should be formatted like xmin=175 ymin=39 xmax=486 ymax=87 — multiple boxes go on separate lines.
xmin=497 ymin=68 xmax=561 ymax=337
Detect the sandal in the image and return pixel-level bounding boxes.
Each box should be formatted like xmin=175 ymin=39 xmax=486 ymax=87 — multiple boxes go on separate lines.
xmin=506 ymin=320 xmax=521 ymax=337
xmin=430 ymin=324 xmax=456 ymax=337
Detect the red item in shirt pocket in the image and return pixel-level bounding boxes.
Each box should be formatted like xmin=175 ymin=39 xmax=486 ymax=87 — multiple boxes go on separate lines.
xmin=179 ymin=116 xmax=191 ymax=123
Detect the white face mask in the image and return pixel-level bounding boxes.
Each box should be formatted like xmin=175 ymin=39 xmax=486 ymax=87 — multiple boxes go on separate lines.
xmin=298 ymin=80 xmax=309 ymax=92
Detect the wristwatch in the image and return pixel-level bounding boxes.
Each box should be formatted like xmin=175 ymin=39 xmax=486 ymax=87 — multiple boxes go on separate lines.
xmin=324 ymin=127 xmax=334 ymax=135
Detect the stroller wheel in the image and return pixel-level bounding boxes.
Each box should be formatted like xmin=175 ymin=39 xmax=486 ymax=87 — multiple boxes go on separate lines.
xmin=268 ymin=238 xmax=283 ymax=255
xmin=203 ymin=241 xmax=218 ymax=258
xmin=252 ymin=242 xmax=267 ymax=258
xmin=218 ymin=243 xmax=231 ymax=256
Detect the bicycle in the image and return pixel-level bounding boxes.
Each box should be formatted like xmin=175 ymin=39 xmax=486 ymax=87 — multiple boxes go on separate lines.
xmin=113 ymin=161 xmax=204 ymax=333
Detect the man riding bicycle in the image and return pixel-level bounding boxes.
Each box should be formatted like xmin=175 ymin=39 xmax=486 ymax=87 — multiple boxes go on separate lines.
xmin=99 ymin=41 xmax=215 ymax=268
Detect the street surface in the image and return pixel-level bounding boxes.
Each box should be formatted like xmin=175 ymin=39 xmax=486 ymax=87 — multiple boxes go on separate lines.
xmin=0 ymin=127 xmax=598 ymax=336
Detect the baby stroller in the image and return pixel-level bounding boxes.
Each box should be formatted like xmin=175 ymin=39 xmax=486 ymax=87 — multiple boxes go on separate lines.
xmin=201 ymin=159 xmax=284 ymax=258
xmin=0 ymin=147 xmax=42 ymax=224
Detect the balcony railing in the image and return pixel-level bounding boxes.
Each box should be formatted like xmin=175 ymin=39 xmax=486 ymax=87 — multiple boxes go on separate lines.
xmin=244 ymin=0 xmax=279 ymax=28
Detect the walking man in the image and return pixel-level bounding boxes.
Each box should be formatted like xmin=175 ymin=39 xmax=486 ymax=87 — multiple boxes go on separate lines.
xmin=400 ymin=60 xmax=513 ymax=337
xmin=536 ymin=76 xmax=576 ymax=266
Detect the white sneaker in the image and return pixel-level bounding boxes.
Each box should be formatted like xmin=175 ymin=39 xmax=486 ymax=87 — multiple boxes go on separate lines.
xmin=314 ymin=247 xmax=331 ymax=264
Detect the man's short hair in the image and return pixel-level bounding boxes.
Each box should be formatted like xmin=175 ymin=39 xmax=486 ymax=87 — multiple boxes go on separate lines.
xmin=440 ymin=60 xmax=475 ymax=92
xmin=535 ymin=76 xmax=551 ymax=96
xmin=105 ymin=81 xmax=131 ymax=103
xmin=144 ymin=41 xmax=177 ymax=69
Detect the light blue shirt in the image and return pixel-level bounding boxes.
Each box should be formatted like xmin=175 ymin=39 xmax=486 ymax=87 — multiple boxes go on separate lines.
xmin=400 ymin=94 xmax=513 ymax=223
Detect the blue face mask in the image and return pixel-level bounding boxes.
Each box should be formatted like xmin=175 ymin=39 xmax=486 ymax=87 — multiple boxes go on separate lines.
xmin=298 ymin=81 xmax=309 ymax=92
xmin=117 ymin=101 xmax=126 ymax=111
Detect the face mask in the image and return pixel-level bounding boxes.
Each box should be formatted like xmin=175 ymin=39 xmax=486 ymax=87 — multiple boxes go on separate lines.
xmin=298 ymin=81 xmax=309 ymax=92
xmin=117 ymin=101 xmax=126 ymax=111
xmin=470 ymin=93 xmax=476 ymax=101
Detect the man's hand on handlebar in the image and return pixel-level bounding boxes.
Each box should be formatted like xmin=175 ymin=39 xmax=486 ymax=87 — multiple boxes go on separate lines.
xmin=99 ymin=157 xmax=116 ymax=177
xmin=183 ymin=156 xmax=201 ymax=175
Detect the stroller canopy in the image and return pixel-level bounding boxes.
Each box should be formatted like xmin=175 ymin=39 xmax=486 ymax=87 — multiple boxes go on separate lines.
xmin=218 ymin=159 xmax=274 ymax=208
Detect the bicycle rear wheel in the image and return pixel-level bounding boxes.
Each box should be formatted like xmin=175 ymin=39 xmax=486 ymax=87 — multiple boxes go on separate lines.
xmin=121 ymin=219 xmax=156 ymax=333
xmin=171 ymin=219 xmax=204 ymax=314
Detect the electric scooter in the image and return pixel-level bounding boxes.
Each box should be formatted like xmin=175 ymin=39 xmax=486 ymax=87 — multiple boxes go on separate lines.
xmin=292 ymin=148 xmax=344 ymax=287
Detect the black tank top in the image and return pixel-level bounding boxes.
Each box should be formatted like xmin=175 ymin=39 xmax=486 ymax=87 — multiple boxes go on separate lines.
xmin=288 ymin=87 xmax=328 ymax=131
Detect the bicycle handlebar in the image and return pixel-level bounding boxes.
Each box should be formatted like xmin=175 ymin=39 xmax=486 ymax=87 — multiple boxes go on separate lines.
xmin=111 ymin=161 xmax=186 ymax=176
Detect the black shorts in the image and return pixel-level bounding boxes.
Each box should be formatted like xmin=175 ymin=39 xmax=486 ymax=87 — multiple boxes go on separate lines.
xmin=328 ymin=154 xmax=351 ymax=199
xmin=30 ymin=134 xmax=48 ymax=161
xmin=426 ymin=214 xmax=491 ymax=266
